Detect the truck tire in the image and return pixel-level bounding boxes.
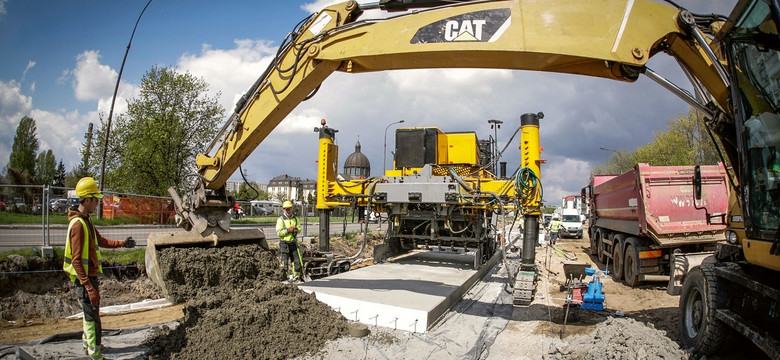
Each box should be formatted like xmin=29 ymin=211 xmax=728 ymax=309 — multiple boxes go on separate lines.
xmin=589 ymin=229 xmax=598 ymax=256
xmin=680 ymin=264 xmax=727 ymax=355
xmin=596 ymin=232 xmax=607 ymax=264
xmin=623 ymin=241 xmax=641 ymax=287
xmin=612 ymin=244 xmax=624 ymax=281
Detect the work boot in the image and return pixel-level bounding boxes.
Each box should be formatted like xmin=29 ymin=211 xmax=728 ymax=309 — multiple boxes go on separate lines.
xmin=83 ymin=340 xmax=104 ymax=354
xmin=87 ymin=345 xmax=104 ymax=360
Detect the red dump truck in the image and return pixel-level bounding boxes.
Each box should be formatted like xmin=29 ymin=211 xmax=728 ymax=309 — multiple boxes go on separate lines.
xmin=582 ymin=163 xmax=729 ymax=288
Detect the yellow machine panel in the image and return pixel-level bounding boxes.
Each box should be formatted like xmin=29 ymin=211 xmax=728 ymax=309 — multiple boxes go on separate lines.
xmin=446 ymin=132 xmax=481 ymax=165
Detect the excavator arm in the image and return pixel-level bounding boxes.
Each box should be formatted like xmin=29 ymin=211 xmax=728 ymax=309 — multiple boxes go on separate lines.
xmin=174 ymin=0 xmax=729 ymax=233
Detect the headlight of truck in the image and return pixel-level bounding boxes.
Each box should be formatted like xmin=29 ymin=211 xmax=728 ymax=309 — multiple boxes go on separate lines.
xmin=726 ymin=230 xmax=738 ymax=244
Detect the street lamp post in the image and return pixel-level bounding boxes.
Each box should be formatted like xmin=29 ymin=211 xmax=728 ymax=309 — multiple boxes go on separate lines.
xmin=383 ymin=120 xmax=405 ymax=174
xmin=98 ymin=0 xmax=153 ymax=219
xmin=488 ymin=119 xmax=503 ymax=175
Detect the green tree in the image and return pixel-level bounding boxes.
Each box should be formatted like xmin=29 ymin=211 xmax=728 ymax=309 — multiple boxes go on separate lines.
xmin=593 ymin=109 xmax=722 ymax=175
xmin=592 ymin=150 xmax=637 ymax=175
xmin=54 ymin=160 xmax=66 ymax=187
xmin=9 ymin=116 xmax=39 ymax=180
xmin=94 ymin=66 xmax=224 ymax=195
xmin=233 ymin=182 xmax=261 ymax=200
xmin=35 ymin=149 xmax=57 ymax=185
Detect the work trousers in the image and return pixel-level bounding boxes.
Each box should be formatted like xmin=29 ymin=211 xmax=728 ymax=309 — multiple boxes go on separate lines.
xmin=279 ymin=241 xmax=304 ymax=279
xmin=549 ymin=232 xmax=559 ymax=245
xmin=75 ymin=276 xmax=102 ymax=358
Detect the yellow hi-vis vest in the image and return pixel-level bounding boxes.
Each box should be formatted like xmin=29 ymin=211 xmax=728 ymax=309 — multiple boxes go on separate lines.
xmin=276 ymin=215 xmax=299 ymax=243
xmin=63 ymin=217 xmax=103 ymax=283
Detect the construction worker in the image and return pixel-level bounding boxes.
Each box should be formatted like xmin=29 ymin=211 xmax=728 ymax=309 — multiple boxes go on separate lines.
xmin=63 ymin=177 xmax=135 ymax=360
xmin=276 ymin=200 xmax=303 ymax=282
xmin=548 ymin=214 xmax=563 ymax=246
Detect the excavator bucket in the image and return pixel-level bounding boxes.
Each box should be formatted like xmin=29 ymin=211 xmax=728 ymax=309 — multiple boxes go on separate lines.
xmin=145 ymin=227 xmax=269 ymax=300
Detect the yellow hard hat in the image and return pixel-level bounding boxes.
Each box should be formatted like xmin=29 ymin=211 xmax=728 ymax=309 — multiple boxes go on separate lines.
xmin=282 ymin=201 xmax=293 ymax=209
xmin=75 ymin=177 xmax=104 ymax=199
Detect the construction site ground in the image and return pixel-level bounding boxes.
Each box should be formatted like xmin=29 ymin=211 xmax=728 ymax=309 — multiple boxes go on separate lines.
xmin=0 ymin=228 xmax=768 ymax=359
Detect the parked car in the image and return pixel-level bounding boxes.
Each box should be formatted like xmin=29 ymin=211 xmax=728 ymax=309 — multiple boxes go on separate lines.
xmin=10 ymin=200 xmax=27 ymax=213
xmin=50 ymin=198 xmax=69 ymax=212
xmin=256 ymin=207 xmax=273 ymax=216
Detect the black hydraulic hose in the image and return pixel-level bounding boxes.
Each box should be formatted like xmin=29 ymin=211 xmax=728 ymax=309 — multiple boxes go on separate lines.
xmin=346 ymin=179 xmax=381 ymax=261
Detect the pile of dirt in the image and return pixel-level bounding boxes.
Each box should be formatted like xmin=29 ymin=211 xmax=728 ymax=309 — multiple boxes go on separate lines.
xmin=145 ymin=243 xmax=350 ymax=360
xmin=0 ymin=254 xmax=159 ymax=321
xmin=552 ymin=317 xmax=689 ymax=359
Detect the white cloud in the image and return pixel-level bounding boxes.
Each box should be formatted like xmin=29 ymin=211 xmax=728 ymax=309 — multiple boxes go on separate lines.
xmin=0 ymin=0 xmax=6 ymax=18
xmin=0 ymin=80 xmax=34 ymax=167
xmin=21 ymin=60 xmax=36 ymax=83
xmin=541 ymin=157 xmax=593 ymax=201
xmin=176 ymin=39 xmax=276 ymax=114
xmin=31 ymin=108 xmax=91 ymax=161
xmin=301 ymin=0 xmax=345 ymax=14
xmin=0 ymin=52 xmax=139 ymax=173
xmin=0 ymin=80 xmax=92 ymax=171
xmin=72 ymin=50 xmax=117 ymax=101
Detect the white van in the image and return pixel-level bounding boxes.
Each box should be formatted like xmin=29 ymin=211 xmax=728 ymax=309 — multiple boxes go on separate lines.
xmin=558 ymin=209 xmax=583 ymax=239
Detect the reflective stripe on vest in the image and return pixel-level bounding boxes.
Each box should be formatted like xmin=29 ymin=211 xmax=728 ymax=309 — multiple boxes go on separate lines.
xmin=277 ymin=216 xmax=299 ymax=243
xmin=63 ymin=217 xmax=103 ymax=283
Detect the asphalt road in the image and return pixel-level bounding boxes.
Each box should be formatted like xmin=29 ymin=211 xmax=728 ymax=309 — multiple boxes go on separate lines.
xmin=0 ymin=221 xmax=376 ymax=249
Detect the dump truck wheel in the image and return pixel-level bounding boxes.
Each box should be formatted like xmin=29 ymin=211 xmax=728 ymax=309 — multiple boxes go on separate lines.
xmin=612 ymin=244 xmax=624 ymax=281
xmin=597 ymin=234 xmax=607 ymax=264
xmin=623 ymin=242 xmax=641 ymax=287
xmin=589 ymin=229 xmax=598 ymax=255
xmin=680 ymin=264 xmax=727 ymax=355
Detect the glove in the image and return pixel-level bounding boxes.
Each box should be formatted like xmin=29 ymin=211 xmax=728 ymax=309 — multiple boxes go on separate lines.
xmin=124 ymin=237 xmax=136 ymax=248
xmin=85 ymin=283 xmax=100 ymax=306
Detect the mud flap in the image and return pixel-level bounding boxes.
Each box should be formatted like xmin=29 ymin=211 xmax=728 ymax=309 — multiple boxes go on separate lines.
xmin=667 ymin=251 xmax=715 ymax=295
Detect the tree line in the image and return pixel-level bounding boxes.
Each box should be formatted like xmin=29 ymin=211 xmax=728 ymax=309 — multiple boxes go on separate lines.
xmin=592 ymin=109 xmax=722 ymax=175
xmin=3 ymin=66 xmax=224 ymax=200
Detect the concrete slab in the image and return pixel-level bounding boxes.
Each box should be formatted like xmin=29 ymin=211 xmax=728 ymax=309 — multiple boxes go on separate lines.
xmin=298 ymin=250 xmax=499 ymax=333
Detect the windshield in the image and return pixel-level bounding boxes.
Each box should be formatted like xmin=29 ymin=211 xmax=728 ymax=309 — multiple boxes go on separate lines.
xmin=562 ymin=215 xmax=580 ymax=222
xmin=730 ymin=0 xmax=780 ymax=231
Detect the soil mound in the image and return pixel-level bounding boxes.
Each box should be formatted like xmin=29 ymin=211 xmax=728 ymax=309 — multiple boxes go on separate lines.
xmin=0 ymin=254 xmax=159 ymax=321
xmin=552 ymin=317 xmax=689 ymax=359
xmin=145 ymin=243 xmax=350 ymax=360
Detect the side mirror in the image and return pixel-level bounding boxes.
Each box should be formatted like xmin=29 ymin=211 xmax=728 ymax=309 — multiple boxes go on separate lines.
xmin=693 ymin=165 xmax=702 ymax=201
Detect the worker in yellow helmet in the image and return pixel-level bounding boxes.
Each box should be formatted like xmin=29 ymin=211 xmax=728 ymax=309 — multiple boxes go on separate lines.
xmin=548 ymin=214 xmax=563 ymax=246
xmin=276 ymin=200 xmax=303 ymax=282
xmin=63 ymin=177 xmax=135 ymax=360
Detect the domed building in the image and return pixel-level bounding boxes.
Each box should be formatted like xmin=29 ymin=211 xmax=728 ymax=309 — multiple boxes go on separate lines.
xmin=343 ymin=140 xmax=370 ymax=180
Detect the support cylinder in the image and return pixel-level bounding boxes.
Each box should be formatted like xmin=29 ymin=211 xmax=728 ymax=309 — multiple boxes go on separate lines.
xmin=319 ymin=209 xmax=331 ymax=252
xmin=522 ymin=215 xmax=539 ymax=268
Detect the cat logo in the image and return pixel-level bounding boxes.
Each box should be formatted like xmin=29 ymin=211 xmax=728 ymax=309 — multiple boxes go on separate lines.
xmin=411 ymin=9 xmax=511 ymax=44
xmin=444 ymin=20 xmax=487 ymax=41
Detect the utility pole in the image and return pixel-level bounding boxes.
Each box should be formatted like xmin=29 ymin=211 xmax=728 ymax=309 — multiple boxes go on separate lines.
xmin=488 ymin=119 xmax=503 ymax=175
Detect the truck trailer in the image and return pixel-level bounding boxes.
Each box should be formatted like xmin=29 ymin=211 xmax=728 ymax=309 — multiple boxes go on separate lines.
xmin=582 ymin=163 xmax=729 ymax=287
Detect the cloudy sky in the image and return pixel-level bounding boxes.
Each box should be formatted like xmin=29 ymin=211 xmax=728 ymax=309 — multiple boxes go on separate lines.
xmin=0 ymin=0 xmax=736 ymax=204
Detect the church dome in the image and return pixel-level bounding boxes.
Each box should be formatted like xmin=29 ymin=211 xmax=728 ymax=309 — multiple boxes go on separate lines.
xmin=344 ymin=140 xmax=370 ymax=179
